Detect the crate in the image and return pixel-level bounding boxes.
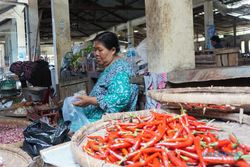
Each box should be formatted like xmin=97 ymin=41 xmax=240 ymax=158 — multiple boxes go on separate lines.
xmin=214 ymin=48 xmax=239 ymax=67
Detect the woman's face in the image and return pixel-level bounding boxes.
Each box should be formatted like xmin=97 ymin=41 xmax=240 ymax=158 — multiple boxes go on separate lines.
xmin=93 ymin=41 xmax=116 ymax=67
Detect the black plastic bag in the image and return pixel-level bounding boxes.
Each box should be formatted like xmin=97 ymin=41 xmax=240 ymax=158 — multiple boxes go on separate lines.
xmin=22 ymin=121 xmax=71 ymax=157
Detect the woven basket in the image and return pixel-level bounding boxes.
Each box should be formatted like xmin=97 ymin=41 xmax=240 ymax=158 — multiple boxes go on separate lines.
xmin=147 ymin=87 xmax=250 ymax=106
xmin=0 ymin=118 xmax=30 ymax=147
xmin=0 ymin=145 xmax=32 ymax=167
xmin=71 ymin=110 xmax=166 ymax=167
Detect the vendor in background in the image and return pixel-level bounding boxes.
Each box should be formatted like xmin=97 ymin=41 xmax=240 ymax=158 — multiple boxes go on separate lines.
xmin=210 ymin=35 xmax=223 ymax=49
xmin=62 ymin=31 xmax=138 ymax=132
xmin=10 ymin=59 xmax=51 ymax=88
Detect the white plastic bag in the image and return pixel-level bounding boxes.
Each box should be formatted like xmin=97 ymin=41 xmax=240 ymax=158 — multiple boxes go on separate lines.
xmin=136 ymin=38 xmax=148 ymax=64
xmin=62 ymin=97 xmax=90 ymax=132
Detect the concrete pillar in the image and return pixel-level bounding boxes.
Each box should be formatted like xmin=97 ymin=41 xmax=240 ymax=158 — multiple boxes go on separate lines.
xmin=204 ymin=0 xmax=214 ymax=49
xmin=10 ymin=19 xmax=18 ymax=63
xmin=127 ymin=21 xmax=134 ymax=47
xmin=16 ymin=0 xmax=28 ymax=61
xmin=51 ymin=0 xmax=71 ymax=85
xmin=145 ymin=0 xmax=195 ymax=73
xmin=233 ymin=18 xmax=237 ymax=47
xmin=0 ymin=44 xmax=5 ymax=67
xmin=16 ymin=11 xmax=27 ymax=61
xmin=28 ymin=0 xmax=40 ymax=60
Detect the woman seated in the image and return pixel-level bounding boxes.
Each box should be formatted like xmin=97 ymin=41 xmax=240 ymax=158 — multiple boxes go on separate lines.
xmin=62 ymin=31 xmax=138 ymax=132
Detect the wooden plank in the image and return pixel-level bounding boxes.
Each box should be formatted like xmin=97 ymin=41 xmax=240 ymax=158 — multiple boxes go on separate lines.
xmin=228 ymin=53 xmax=238 ymax=66
xmin=214 ymin=48 xmax=239 ymax=55
xmin=221 ymin=54 xmax=229 ymax=66
xmin=167 ymin=66 xmax=250 ymax=84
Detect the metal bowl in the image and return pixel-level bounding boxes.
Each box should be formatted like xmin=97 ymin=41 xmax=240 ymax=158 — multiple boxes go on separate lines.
xmin=0 ymin=80 xmax=16 ymax=91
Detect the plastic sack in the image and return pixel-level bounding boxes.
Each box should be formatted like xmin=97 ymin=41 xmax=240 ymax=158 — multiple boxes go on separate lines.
xmin=136 ymin=38 xmax=148 ymax=64
xmin=22 ymin=121 xmax=70 ymax=157
xmin=62 ymin=96 xmax=90 ymax=132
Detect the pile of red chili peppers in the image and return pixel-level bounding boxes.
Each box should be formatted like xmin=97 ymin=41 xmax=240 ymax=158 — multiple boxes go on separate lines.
xmin=82 ymin=111 xmax=250 ymax=167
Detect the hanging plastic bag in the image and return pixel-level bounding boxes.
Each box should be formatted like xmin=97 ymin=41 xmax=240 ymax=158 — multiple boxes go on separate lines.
xmin=22 ymin=121 xmax=70 ymax=157
xmin=62 ymin=96 xmax=90 ymax=132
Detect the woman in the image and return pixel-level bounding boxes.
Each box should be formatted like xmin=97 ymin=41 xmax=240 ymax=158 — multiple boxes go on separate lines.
xmin=62 ymin=32 xmax=138 ymax=132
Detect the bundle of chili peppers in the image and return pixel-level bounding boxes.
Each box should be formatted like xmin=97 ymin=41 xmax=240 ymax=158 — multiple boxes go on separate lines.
xmin=82 ymin=111 xmax=250 ymax=167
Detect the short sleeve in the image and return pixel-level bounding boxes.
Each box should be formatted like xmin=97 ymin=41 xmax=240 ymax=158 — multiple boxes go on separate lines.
xmin=96 ymin=72 xmax=131 ymax=113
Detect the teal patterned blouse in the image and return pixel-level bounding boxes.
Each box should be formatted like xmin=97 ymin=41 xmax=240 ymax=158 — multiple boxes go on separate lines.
xmin=71 ymin=59 xmax=138 ymax=125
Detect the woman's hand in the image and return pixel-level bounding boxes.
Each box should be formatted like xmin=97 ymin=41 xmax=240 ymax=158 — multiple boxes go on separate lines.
xmin=72 ymin=95 xmax=97 ymax=107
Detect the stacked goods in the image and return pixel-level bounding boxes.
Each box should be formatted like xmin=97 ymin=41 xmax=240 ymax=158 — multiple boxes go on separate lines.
xmin=82 ymin=111 xmax=250 ymax=167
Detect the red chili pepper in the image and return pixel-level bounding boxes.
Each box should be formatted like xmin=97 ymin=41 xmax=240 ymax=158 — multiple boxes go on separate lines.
xmin=171 ymin=127 xmax=184 ymax=139
xmin=153 ymin=157 xmax=161 ymax=167
xmin=131 ymin=152 xmax=141 ymax=162
xmin=177 ymin=149 xmax=238 ymax=165
xmin=141 ymin=121 xmax=166 ymax=148
xmin=161 ymin=149 xmax=169 ymax=167
xmin=190 ymin=125 xmax=221 ymax=131
xmin=110 ymin=142 xmax=132 ymax=150
xmin=193 ymin=136 xmax=206 ymax=167
xmin=239 ymin=144 xmax=250 ymax=154
xmin=207 ymin=133 xmax=218 ymax=142
xmin=122 ymin=148 xmax=128 ymax=156
xmin=210 ymin=139 xmax=231 ymax=148
xmin=234 ymin=159 xmax=250 ymax=167
xmin=196 ymin=134 xmax=211 ymax=143
xmin=229 ymin=133 xmax=239 ymax=144
xmin=156 ymin=133 xmax=193 ymax=149
xmin=167 ymin=151 xmax=188 ymax=167
xmin=107 ymin=148 xmax=123 ymax=160
xmin=130 ymin=137 xmax=141 ymax=152
xmin=88 ymin=141 xmax=100 ymax=151
xmin=107 ymin=154 xmax=118 ymax=163
xmin=126 ymin=152 xmax=160 ymax=167
xmin=183 ymin=145 xmax=196 ymax=152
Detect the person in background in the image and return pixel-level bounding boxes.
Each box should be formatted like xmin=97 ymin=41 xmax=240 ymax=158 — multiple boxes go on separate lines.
xmin=210 ymin=35 xmax=223 ymax=49
xmin=62 ymin=31 xmax=138 ymax=132
xmin=10 ymin=59 xmax=51 ymax=88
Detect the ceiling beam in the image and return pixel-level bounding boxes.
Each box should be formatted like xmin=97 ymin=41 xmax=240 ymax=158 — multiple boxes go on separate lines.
xmin=70 ymin=12 xmax=106 ymax=30
xmin=71 ymin=26 xmax=89 ymax=36
xmin=96 ymin=0 xmax=141 ymax=21
xmin=85 ymin=0 xmax=127 ymax=22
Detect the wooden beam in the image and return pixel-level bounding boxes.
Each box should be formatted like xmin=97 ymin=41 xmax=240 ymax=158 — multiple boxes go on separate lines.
xmin=94 ymin=0 xmax=141 ymax=21
xmin=70 ymin=12 xmax=106 ymax=30
xmin=39 ymin=5 xmax=144 ymax=11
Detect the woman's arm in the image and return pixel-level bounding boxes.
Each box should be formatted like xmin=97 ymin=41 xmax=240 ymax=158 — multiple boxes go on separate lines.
xmin=73 ymin=95 xmax=98 ymax=107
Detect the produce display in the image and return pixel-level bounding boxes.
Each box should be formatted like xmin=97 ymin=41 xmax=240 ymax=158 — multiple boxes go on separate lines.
xmin=83 ymin=110 xmax=250 ymax=167
xmin=0 ymin=123 xmax=24 ymax=144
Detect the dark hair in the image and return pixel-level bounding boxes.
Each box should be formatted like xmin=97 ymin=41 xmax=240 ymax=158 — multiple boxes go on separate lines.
xmin=93 ymin=31 xmax=120 ymax=54
xmin=210 ymin=35 xmax=221 ymax=43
